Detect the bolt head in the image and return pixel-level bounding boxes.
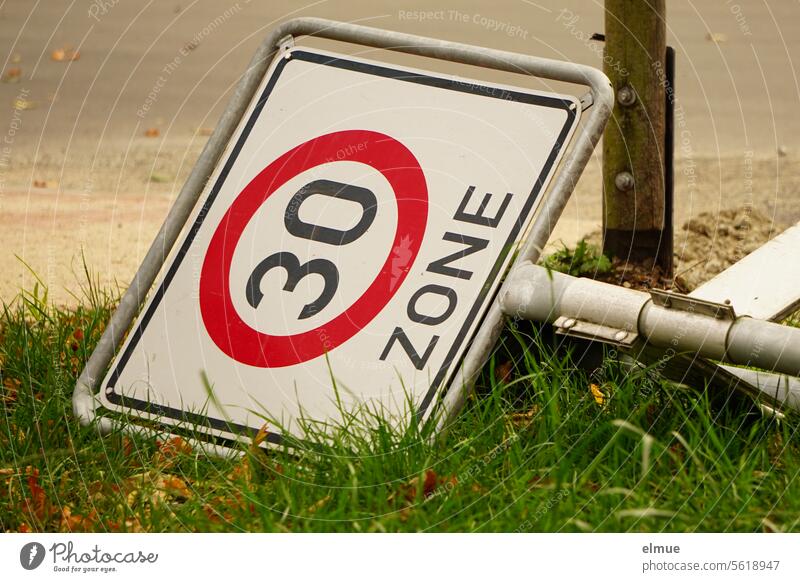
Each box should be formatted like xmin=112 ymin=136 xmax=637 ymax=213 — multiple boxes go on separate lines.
xmin=617 ymin=85 xmax=637 ymax=106
xmin=614 ymin=330 xmax=628 ymax=342
xmin=614 ymin=171 xmax=635 ymax=192
xmin=562 ymin=318 xmax=577 ymax=329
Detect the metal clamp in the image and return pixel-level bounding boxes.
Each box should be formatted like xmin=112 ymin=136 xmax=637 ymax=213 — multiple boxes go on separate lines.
xmin=649 ymin=289 xmax=736 ymax=320
xmin=277 ymin=34 xmax=295 ymax=54
xmin=554 ymin=316 xmax=638 ymax=347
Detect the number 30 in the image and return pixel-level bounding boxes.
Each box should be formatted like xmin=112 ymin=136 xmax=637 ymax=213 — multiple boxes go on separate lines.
xmin=245 ymin=179 xmax=377 ymax=319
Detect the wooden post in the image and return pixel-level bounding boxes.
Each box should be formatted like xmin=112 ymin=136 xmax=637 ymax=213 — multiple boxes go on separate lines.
xmin=602 ymin=0 xmax=670 ymax=273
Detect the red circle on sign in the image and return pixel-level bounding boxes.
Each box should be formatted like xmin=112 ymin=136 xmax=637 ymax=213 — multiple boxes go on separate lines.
xmin=200 ymin=130 xmax=428 ymax=368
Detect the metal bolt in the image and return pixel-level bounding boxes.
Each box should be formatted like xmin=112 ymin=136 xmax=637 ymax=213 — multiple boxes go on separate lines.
xmin=562 ymin=318 xmax=577 ymax=330
xmin=617 ymin=85 xmax=636 ymax=106
xmin=614 ymin=330 xmax=628 ymax=342
xmin=615 ymin=171 xmax=634 ymax=192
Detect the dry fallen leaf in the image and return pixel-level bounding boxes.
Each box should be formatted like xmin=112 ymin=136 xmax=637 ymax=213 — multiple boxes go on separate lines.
xmin=2 ymin=66 xmax=21 ymax=82
xmin=226 ymin=459 xmax=254 ymax=485
xmin=590 ymin=383 xmax=607 ymax=406
xmin=157 ymin=474 xmax=193 ymax=500
xmin=25 ymin=467 xmax=52 ymax=522
xmin=153 ymin=436 xmax=192 ymax=467
xmin=59 ymin=506 xmax=97 ymax=532
xmin=51 ymin=47 xmax=80 ymax=62
xmin=391 ymin=469 xmax=457 ymax=504
xmin=509 ymin=404 xmax=540 ymax=428
xmin=252 ymin=423 xmax=269 ymax=448
xmin=2 ymin=378 xmax=20 ymax=405
xmin=144 ymin=127 xmax=160 ymax=137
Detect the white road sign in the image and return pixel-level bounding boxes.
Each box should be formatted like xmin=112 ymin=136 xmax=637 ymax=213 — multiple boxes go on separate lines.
xmin=99 ymin=47 xmax=580 ymax=445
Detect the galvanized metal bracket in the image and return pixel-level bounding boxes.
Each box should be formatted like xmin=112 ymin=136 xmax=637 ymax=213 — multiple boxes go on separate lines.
xmin=579 ymin=91 xmax=594 ymax=111
xmin=554 ymin=316 xmax=638 ymax=348
xmin=277 ymin=34 xmax=295 ymax=54
xmin=650 ymin=289 xmax=737 ymax=320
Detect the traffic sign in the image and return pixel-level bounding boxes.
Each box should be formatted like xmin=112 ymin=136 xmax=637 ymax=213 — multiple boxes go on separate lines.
xmin=98 ymin=47 xmax=581 ymax=444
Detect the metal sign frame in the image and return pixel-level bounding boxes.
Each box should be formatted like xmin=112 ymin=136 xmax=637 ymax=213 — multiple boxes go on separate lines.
xmin=73 ymin=18 xmax=613 ymax=453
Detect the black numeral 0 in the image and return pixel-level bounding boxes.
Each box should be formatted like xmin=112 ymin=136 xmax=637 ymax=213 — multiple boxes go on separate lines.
xmin=246 ymin=180 xmax=377 ymax=320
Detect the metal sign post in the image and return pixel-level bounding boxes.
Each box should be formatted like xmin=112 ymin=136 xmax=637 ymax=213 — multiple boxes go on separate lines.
xmin=74 ymin=18 xmax=613 ymax=451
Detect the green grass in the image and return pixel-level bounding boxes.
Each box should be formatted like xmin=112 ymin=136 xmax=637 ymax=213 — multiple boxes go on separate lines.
xmin=542 ymin=239 xmax=612 ymax=278
xmin=1 ymin=276 xmax=799 ymax=533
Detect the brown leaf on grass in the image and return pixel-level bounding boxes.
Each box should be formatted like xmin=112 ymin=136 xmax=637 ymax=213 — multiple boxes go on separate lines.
xmin=589 ymin=383 xmax=607 ymax=406
xmin=2 ymin=377 xmax=21 ymax=404
xmin=509 ymin=404 xmax=540 ymax=428
xmin=153 ymin=436 xmax=192 ymax=466
xmin=123 ymin=471 xmax=193 ymax=506
xmin=202 ymin=491 xmax=254 ymax=524
xmin=25 ymin=467 xmax=53 ymax=522
xmin=51 ymin=48 xmax=80 ymax=62
xmin=226 ymin=459 xmax=254 ymax=485
xmin=203 ymin=490 xmax=256 ymax=523
xmin=156 ymin=474 xmax=193 ymax=501
xmin=59 ymin=506 xmax=97 ymax=532
xmin=202 ymin=503 xmax=224 ymax=524
xmin=391 ymin=470 xmax=457 ymax=504
xmin=252 ymin=423 xmax=269 ymax=449
xmin=144 ymin=127 xmax=160 ymax=138
xmin=422 ymin=469 xmax=440 ymax=497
